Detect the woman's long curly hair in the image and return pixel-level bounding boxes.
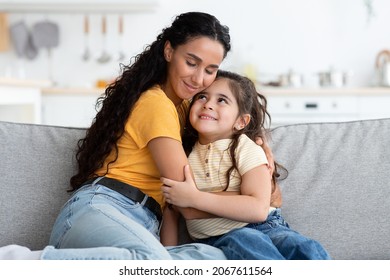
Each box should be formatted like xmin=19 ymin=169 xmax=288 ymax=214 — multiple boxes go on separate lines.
xmin=182 ymin=70 xmax=287 ymax=191
xmin=70 ymin=12 xmax=231 ymax=190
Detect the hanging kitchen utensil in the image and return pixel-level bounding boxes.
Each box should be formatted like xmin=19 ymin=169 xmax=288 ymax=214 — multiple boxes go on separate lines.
xmin=97 ymin=15 xmax=111 ymax=63
xmin=9 ymin=20 xmax=38 ymax=78
xmin=9 ymin=20 xmax=38 ymax=60
xmin=0 ymin=12 xmax=10 ymax=52
xmin=31 ymin=19 xmax=60 ymax=82
xmin=81 ymin=15 xmax=90 ymax=61
xmin=116 ymin=15 xmax=125 ymax=62
xmin=375 ymin=49 xmax=390 ymax=87
xmin=9 ymin=21 xmax=28 ymax=57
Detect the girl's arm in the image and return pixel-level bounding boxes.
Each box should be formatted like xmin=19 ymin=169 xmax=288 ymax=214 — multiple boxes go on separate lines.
xmin=172 ymin=190 xmax=240 ymax=220
xmin=161 ymin=164 xmax=272 ymax=223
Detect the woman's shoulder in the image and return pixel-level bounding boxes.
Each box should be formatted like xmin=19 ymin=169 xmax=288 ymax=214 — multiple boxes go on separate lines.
xmin=136 ymin=85 xmax=175 ymax=109
xmin=140 ymin=85 xmax=167 ymax=101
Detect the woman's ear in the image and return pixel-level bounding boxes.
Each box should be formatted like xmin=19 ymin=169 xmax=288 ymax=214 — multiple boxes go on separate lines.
xmin=235 ymin=114 xmax=251 ymax=130
xmin=164 ymin=41 xmax=173 ymax=62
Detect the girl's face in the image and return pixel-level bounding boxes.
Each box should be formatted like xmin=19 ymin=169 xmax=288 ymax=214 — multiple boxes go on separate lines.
xmin=189 ymin=78 xmax=249 ymax=144
xmin=163 ymin=37 xmax=225 ymax=105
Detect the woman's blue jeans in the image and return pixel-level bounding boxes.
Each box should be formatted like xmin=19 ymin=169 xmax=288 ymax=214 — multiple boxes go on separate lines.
xmin=197 ymin=209 xmax=331 ymax=260
xmin=48 ymin=180 xmax=226 ymax=260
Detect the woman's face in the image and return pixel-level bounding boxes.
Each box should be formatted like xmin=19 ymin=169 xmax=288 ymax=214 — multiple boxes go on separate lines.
xmin=163 ymin=37 xmax=225 ymax=105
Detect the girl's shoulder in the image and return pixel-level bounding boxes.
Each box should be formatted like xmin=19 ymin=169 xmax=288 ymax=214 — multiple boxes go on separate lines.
xmin=237 ymin=134 xmax=266 ymax=156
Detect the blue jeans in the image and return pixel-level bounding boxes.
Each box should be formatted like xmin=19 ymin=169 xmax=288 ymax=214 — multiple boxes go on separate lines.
xmin=48 ymin=180 xmax=226 ymax=260
xmin=197 ymin=209 xmax=331 ymax=260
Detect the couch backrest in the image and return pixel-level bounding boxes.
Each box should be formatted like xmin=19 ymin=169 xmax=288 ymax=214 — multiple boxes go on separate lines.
xmin=269 ymin=118 xmax=390 ymax=260
xmin=0 ymin=121 xmax=86 ymax=250
xmin=1 ymin=118 xmax=390 ymax=259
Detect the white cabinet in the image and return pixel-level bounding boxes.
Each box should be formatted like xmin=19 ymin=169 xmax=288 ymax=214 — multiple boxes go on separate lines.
xmin=0 ymin=85 xmax=42 ymax=124
xmin=263 ymin=87 xmax=390 ymax=127
xmin=41 ymin=90 xmax=101 ymax=128
xmin=357 ymin=96 xmax=390 ymax=120
xmin=266 ymin=95 xmax=359 ymax=126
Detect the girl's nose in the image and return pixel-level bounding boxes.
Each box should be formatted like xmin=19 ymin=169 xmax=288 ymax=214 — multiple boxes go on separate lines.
xmin=203 ymin=101 xmax=213 ymax=110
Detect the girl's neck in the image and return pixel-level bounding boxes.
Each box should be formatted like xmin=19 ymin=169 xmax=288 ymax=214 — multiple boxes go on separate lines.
xmin=198 ymin=134 xmax=233 ymax=145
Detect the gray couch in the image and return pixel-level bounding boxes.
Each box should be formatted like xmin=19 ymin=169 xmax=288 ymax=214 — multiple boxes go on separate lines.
xmin=1 ymin=118 xmax=389 ymax=259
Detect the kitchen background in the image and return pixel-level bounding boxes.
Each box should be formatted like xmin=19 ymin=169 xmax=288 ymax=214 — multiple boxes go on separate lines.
xmin=1 ymin=0 xmax=390 ymax=127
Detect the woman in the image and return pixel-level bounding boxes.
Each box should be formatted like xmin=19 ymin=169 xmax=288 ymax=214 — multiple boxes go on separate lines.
xmin=48 ymin=11 xmax=231 ymax=260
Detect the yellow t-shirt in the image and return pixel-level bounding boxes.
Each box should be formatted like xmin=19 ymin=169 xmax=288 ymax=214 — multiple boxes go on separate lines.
xmin=95 ymin=85 xmax=182 ymax=208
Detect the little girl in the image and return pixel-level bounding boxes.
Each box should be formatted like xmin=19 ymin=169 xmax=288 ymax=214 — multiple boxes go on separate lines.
xmin=161 ymin=70 xmax=331 ymax=260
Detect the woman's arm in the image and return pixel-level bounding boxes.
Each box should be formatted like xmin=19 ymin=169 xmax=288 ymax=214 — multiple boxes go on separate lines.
xmin=255 ymin=136 xmax=274 ymax=176
xmin=148 ymin=137 xmax=189 ymax=181
xmin=161 ymin=164 xmax=272 ymax=223
xmin=160 ymin=206 xmax=180 ymax=246
xmin=256 ymin=136 xmax=283 ymax=208
xmin=148 ymin=137 xmax=213 ymax=221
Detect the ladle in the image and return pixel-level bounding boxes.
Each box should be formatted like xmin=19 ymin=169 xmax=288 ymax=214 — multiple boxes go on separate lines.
xmin=117 ymin=15 xmax=125 ymax=62
xmin=81 ymin=15 xmax=90 ymax=61
xmin=97 ymin=15 xmax=111 ymax=64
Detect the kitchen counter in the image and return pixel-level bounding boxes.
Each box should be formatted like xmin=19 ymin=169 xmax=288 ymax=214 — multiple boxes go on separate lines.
xmin=0 ymin=78 xmax=104 ymax=95
xmin=41 ymin=86 xmax=104 ymax=96
xmin=261 ymin=86 xmax=390 ymax=96
xmin=40 ymin=85 xmax=390 ymax=96
xmin=0 ymin=77 xmax=52 ymax=88
xmin=2 ymin=79 xmax=390 ymax=127
xmin=2 ymin=77 xmax=390 ymax=96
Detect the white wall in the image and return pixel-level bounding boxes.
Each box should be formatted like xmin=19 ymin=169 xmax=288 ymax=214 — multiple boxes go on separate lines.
xmin=1 ymin=0 xmax=389 ymax=87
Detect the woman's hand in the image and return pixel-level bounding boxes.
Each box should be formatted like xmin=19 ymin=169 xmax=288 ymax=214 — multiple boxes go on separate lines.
xmin=256 ymin=136 xmax=275 ymax=176
xmin=161 ymin=165 xmax=199 ymax=208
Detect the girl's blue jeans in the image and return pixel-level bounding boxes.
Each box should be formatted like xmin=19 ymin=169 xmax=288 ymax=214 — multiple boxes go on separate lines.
xmin=47 ymin=180 xmax=226 ymax=260
xmin=197 ymin=208 xmax=331 ymax=260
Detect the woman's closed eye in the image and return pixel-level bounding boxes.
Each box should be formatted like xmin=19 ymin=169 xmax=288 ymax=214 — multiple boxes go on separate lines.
xmin=186 ymin=60 xmax=197 ymax=67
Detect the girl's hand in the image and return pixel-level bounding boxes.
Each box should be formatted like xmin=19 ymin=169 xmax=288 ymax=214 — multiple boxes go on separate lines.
xmin=161 ymin=165 xmax=199 ymax=208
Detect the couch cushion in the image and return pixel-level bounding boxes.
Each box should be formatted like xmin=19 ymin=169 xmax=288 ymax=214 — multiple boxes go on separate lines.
xmin=0 ymin=121 xmax=86 ymax=250
xmin=269 ymin=118 xmax=390 ymax=259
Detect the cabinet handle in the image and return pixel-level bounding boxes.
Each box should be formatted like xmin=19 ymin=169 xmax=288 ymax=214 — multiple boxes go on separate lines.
xmin=305 ymin=103 xmax=318 ymax=109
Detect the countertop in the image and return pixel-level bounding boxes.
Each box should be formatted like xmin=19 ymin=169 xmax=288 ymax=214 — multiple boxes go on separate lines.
xmin=2 ymin=77 xmax=390 ymax=96
xmin=260 ymin=86 xmax=390 ymax=96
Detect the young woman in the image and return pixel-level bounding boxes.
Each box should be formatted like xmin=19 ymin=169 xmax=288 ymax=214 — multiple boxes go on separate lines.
xmin=161 ymin=70 xmax=331 ymax=260
xmin=47 ymin=11 xmax=231 ymax=260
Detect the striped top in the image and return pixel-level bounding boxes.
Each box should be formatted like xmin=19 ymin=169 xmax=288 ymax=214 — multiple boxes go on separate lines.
xmin=186 ymin=134 xmax=268 ymax=239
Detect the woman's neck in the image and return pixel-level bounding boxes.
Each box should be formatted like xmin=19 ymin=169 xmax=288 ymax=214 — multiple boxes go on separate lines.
xmin=160 ymin=83 xmax=183 ymax=106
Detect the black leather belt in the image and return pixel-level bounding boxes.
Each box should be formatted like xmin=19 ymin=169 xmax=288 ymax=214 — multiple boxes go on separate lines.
xmin=84 ymin=177 xmax=162 ymax=224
